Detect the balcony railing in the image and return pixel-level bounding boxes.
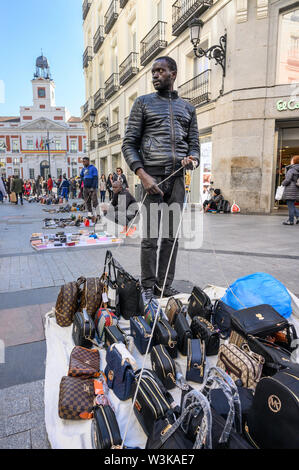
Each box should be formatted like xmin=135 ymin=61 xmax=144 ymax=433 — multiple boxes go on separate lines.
xmin=172 ymin=0 xmax=213 ymax=36
xmin=94 ymin=25 xmax=105 ymax=54
xmin=82 ymin=97 xmax=94 ymax=119
xmin=104 ymin=0 xmax=119 ymax=34
xmin=83 ymin=0 xmax=92 ymax=20
xmin=83 ymin=46 xmax=93 ymax=68
xmin=90 ymin=140 xmax=97 ymax=151
xmin=105 ymin=73 xmax=120 ymax=100
xmin=178 ymin=69 xmax=211 ymax=107
xmin=140 ymin=21 xmax=167 ymax=67
xmin=94 ymin=88 xmax=105 ymax=110
xmin=119 ymin=52 xmax=139 ymax=86
xmin=120 ymin=0 xmax=129 ymax=7
xmin=109 ymin=123 xmax=121 ymax=143
xmin=98 ymin=130 xmax=107 ymax=148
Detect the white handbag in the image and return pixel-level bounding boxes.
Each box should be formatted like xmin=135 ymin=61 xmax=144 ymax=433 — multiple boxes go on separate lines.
xmin=275 ymin=185 xmax=284 ymax=201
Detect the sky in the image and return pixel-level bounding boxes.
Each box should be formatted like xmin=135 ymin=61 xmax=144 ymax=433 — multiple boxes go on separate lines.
xmin=0 ymin=0 xmax=85 ymax=117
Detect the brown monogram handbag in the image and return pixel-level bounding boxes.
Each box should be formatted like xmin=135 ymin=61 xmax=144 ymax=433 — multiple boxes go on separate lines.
xmin=79 ymin=277 xmax=103 ymax=319
xmin=58 ymin=376 xmax=95 ymax=420
xmin=68 ymin=346 xmax=100 ymax=379
xmin=55 ymin=277 xmax=86 ymax=327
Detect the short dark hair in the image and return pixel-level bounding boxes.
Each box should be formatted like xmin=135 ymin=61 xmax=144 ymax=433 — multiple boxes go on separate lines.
xmin=83 ymin=156 xmax=89 ymax=161
xmin=155 ymin=56 xmax=177 ymax=73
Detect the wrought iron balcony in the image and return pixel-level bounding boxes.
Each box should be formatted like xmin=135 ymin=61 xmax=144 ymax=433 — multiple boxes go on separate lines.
xmin=178 ymin=69 xmax=211 ymax=107
xmin=105 ymin=73 xmax=120 ymax=100
xmin=140 ymin=21 xmax=167 ymax=67
xmin=120 ymin=0 xmax=129 ymax=7
xmin=104 ymin=0 xmax=119 ymax=34
xmin=82 ymin=97 xmax=94 ymax=119
xmin=83 ymin=0 xmax=92 ymax=20
xmin=90 ymin=140 xmax=97 ymax=151
xmin=109 ymin=123 xmax=121 ymax=143
xmin=83 ymin=46 xmax=93 ymax=68
xmin=94 ymin=25 xmax=105 ymax=54
xmin=172 ymin=0 xmax=212 ymax=36
xmin=119 ymin=52 xmax=139 ymax=86
xmin=98 ymin=130 xmax=107 ymax=148
xmin=94 ymin=88 xmax=105 ymax=110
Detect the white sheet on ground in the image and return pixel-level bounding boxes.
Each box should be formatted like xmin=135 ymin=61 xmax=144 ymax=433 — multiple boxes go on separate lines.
xmin=44 ymin=287 xmax=299 ymax=449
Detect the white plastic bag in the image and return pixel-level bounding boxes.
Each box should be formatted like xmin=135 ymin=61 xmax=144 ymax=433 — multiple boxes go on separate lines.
xmin=231 ymin=201 xmax=240 ymax=213
xmin=275 ymin=185 xmax=284 ymax=201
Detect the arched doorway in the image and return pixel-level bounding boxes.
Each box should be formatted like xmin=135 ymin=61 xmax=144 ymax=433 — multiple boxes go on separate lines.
xmin=40 ymin=160 xmax=49 ymax=179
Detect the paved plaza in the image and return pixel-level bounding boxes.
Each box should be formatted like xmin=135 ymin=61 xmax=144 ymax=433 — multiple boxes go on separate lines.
xmin=0 ymin=198 xmax=298 ymax=448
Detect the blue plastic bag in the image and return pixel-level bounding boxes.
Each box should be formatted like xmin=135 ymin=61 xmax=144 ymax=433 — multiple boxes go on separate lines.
xmin=221 ymin=272 xmax=292 ymax=319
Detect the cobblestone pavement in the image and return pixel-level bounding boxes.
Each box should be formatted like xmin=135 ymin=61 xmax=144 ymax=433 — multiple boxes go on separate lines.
xmin=0 ymin=198 xmax=298 ymax=448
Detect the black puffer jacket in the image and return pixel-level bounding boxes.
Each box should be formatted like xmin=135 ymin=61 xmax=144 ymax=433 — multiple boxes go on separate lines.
xmin=122 ymin=90 xmax=200 ymax=176
xmin=282 ymin=163 xmax=299 ymax=201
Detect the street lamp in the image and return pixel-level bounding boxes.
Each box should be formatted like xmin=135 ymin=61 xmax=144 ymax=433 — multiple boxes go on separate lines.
xmin=189 ymin=18 xmax=227 ymax=88
xmin=89 ymin=111 xmax=109 ymax=131
xmin=44 ymin=131 xmax=56 ymax=176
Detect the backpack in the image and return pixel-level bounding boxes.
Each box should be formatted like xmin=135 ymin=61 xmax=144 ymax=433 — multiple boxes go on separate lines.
xmin=79 ymin=277 xmax=103 ymax=320
xmin=55 ymin=277 xmax=86 ymax=327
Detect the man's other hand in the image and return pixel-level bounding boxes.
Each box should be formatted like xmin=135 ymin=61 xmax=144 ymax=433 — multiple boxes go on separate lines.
xmin=136 ymin=169 xmax=164 ymax=196
xmin=181 ymin=156 xmax=198 ymax=170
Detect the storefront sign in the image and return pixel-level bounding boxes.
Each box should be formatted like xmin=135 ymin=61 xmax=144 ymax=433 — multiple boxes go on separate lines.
xmin=276 ymin=99 xmax=299 ymax=112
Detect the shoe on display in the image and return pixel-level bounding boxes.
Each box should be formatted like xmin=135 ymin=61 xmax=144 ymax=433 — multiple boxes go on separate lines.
xmin=154 ymin=284 xmax=180 ymax=298
xmin=282 ymin=219 xmax=294 ymax=225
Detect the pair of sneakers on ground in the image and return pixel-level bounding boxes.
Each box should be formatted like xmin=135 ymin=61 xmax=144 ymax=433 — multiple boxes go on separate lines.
xmin=283 ymin=217 xmax=299 ymax=226
xmin=143 ymin=284 xmax=180 ymax=303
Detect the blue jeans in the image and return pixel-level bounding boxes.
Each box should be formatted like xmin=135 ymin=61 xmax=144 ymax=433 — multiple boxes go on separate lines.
xmin=61 ymin=188 xmax=69 ymax=201
xmin=286 ymin=200 xmax=299 ymax=223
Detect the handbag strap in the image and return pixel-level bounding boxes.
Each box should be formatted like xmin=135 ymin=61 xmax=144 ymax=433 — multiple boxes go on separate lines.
xmin=179 ymin=390 xmax=213 ymax=449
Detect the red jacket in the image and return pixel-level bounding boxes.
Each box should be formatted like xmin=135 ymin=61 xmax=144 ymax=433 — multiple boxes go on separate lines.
xmin=47 ymin=178 xmax=53 ymax=191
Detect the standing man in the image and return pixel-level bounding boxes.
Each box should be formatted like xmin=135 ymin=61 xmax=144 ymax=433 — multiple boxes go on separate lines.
xmin=80 ymin=157 xmax=99 ymax=217
xmin=11 ymin=174 xmax=24 ymax=205
xmin=122 ymin=56 xmax=200 ymax=302
xmin=47 ymin=174 xmax=53 ymax=196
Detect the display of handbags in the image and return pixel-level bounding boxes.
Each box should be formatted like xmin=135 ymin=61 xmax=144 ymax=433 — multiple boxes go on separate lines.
xmin=130 ymin=316 xmax=153 ymax=355
xmin=216 ymin=343 xmax=264 ymax=390
xmin=150 ymin=345 xmax=176 ymax=390
xmin=191 ymin=316 xmax=220 ymax=356
xmin=91 ymin=405 xmax=122 ymax=449
xmin=245 ymin=369 xmax=299 ymax=449
xmin=186 ymin=338 xmax=206 ymax=384
xmin=174 ymin=312 xmax=192 ymax=356
xmin=104 ymin=324 xmax=127 ymax=348
xmin=68 ymin=346 xmax=100 ymax=379
xmin=104 ymin=343 xmax=136 ymax=401
xmin=165 ymin=297 xmax=183 ymax=326
xmin=58 ymin=376 xmax=95 ymax=420
xmin=153 ymin=318 xmax=178 ymax=358
xmin=72 ymin=309 xmax=96 ymax=349
xmin=188 ymin=286 xmax=213 ymax=321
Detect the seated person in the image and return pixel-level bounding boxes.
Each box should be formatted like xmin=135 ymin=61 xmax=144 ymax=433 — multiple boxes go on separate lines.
xmin=203 ymin=189 xmax=223 ymax=213
xmin=104 ymin=181 xmax=138 ymax=236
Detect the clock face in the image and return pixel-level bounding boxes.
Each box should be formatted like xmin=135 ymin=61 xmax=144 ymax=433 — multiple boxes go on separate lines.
xmin=38 ymin=88 xmax=46 ymax=98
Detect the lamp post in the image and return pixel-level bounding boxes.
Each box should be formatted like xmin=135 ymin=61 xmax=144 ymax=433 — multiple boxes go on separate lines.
xmin=190 ymin=18 xmax=227 ymax=93
xmin=89 ymin=111 xmax=109 ymax=131
xmin=44 ymin=131 xmax=56 ymax=176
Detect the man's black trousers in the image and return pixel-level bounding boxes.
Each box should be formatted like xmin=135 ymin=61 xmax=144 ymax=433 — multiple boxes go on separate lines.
xmin=140 ymin=175 xmax=185 ymax=290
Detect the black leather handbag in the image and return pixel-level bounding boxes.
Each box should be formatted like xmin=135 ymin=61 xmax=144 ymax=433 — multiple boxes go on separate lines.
xmin=186 ymin=338 xmax=206 ymax=384
xmin=104 ymin=325 xmax=127 ymax=348
xmin=231 ymin=304 xmax=298 ymax=351
xmin=130 ymin=316 xmax=153 ymax=355
xmin=212 ymin=300 xmax=236 ymax=339
xmin=132 ymin=369 xmax=177 ymax=437
xmin=191 ymin=316 xmax=220 ymax=356
xmin=103 ymin=251 xmax=120 ymax=317
xmin=151 ymin=345 xmax=176 ymax=390
xmin=91 ymin=405 xmax=122 ymax=449
xmin=188 ymin=286 xmax=213 ymax=321
xmin=153 ymin=318 xmax=178 ymax=358
xmin=72 ymin=309 xmax=96 ymax=349
xmin=174 ymin=312 xmax=192 ymax=356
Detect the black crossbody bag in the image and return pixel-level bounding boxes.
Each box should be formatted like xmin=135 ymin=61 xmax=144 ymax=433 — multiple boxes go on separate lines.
xmin=188 ymin=286 xmax=213 ymax=321
xmin=174 ymin=312 xmax=192 ymax=356
xmin=153 ymin=318 xmax=178 ymax=358
xmin=191 ymin=316 xmax=220 ymax=356
xmin=151 ymin=345 xmax=177 ymax=390
xmin=72 ymin=309 xmax=96 ymax=349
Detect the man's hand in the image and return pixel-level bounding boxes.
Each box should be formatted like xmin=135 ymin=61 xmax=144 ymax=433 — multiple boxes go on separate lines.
xmin=136 ymin=168 xmax=164 ymax=196
xmin=181 ymin=156 xmax=198 ymax=170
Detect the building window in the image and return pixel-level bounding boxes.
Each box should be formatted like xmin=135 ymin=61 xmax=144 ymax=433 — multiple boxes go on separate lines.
xmin=27 ymin=139 xmax=34 ymax=150
xmin=72 ymin=167 xmax=77 ymax=177
xmin=12 ymin=140 xmax=19 ymax=153
xmin=70 ymin=140 xmax=78 ymax=153
xmin=57 ymin=168 xmax=62 ymax=178
xmin=29 ymin=168 xmax=35 ymax=179
xmin=83 ymin=140 xmax=87 ymax=153
xmin=13 ymin=168 xmax=20 ymax=176
xmin=0 ymin=140 xmax=5 ymax=153
xmin=277 ymin=8 xmax=299 ymax=84
xmin=54 ymin=140 xmax=62 ymax=150
xmin=38 ymin=87 xmax=46 ymax=98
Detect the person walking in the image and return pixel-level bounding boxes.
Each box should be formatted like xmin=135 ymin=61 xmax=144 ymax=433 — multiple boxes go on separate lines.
xmin=99 ymin=174 xmax=107 ymax=203
xmin=122 ymin=56 xmax=199 ymax=302
xmin=70 ymin=178 xmax=77 ymax=199
xmin=56 ymin=175 xmax=62 ymax=197
xmin=80 ymin=157 xmax=99 ymax=217
xmin=11 ymin=174 xmax=24 ymax=205
xmin=24 ymin=180 xmax=31 ymax=198
xmin=113 ymin=167 xmax=129 ymax=189
xmin=106 ymin=173 xmax=114 ymax=201
xmin=36 ymin=176 xmax=42 ymax=198
xmin=47 ymin=175 xmax=53 ymax=196
xmin=60 ymin=174 xmax=70 ymax=202
xmin=281 ymin=155 xmax=299 ymax=226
